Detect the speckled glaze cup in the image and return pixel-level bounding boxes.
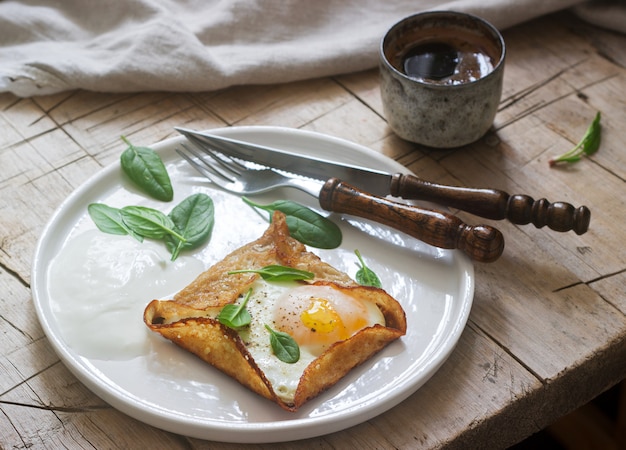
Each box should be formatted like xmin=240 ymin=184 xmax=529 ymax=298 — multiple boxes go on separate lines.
xmin=380 ymin=11 xmax=505 ymax=148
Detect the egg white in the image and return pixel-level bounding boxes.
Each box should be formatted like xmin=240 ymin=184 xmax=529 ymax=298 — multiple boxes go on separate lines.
xmin=234 ymin=278 xmax=385 ymax=404
xmin=236 ymin=279 xmax=316 ymax=403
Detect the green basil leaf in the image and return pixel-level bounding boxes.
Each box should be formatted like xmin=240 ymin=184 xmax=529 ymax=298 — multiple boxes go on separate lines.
xmin=354 ymin=249 xmax=382 ymax=288
xmin=228 ymin=265 xmax=314 ymax=282
xmin=120 ymin=206 xmax=183 ymax=241
xmin=217 ymin=289 xmax=252 ymax=329
xmin=166 ymin=193 xmax=215 ymax=260
xmin=120 ymin=136 xmax=173 ymax=201
xmin=242 ymin=197 xmax=342 ymax=249
xmin=265 ymin=325 xmax=300 ymax=363
xmin=549 ymin=112 xmax=601 ymax=167
xmin=581 ymin=111 xmax=602 ymax=157
xmin=87 ymin=203 xmax=143 ymax=242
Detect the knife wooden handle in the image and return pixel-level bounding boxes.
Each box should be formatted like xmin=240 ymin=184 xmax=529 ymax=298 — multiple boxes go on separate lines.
xmin=390 ymin=173 xmax=590 ymax=235
xmin=319 ymin=178 xmax=504 ymax=263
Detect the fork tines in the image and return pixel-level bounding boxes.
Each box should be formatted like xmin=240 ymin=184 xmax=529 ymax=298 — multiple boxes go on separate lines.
xmin=176 ymin=141 xmax=247 ymax=183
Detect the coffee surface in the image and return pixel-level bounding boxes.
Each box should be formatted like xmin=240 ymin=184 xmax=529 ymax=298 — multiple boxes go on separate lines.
xmin=401 ymin=38 xmax=494 ymax=85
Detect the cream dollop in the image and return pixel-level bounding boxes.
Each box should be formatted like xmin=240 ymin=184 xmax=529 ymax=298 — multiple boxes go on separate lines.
xmin=48 ymin=230 xmax=204 ymax=360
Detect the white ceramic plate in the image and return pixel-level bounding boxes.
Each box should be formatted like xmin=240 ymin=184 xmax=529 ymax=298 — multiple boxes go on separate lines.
xmin=32 ymin=126 xmax=474 ymax=443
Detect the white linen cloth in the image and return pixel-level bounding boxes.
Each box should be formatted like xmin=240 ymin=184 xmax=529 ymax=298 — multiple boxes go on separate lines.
xmin=0 ymin=0 xmax=623 ymax=97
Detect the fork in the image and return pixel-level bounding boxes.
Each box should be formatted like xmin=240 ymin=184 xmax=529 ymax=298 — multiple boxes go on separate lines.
xmin=177 ymin=141 xmax=505 ymax=263
xmin=177 ymin=142 xmax=323 ymax=197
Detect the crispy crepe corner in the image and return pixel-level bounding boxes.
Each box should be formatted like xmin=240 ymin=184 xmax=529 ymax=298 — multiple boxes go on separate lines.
xmin=144 ymin=211 xmax=406 ymax=411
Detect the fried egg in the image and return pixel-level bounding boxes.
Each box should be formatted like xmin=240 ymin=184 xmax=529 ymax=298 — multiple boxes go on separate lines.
xmin=237 ymin=278 xmax=386 ymax=404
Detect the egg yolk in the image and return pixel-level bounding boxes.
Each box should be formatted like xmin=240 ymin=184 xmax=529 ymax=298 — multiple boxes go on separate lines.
xmin=273 ymin=284 xmax=383 ymax=354
xmin=300 ymin=297 xmax=367 ymax=338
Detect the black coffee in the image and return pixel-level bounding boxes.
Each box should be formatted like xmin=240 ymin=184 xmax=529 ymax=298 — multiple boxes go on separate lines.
xmin=400 ymin=39 xmax=494 ymax=85
xmin=403 ymin=42 xmax=459 ymax=80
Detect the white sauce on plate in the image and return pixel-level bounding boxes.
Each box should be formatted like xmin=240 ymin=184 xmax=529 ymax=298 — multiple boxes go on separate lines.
xmin=48 ymin=230 xmax=205 ymax=360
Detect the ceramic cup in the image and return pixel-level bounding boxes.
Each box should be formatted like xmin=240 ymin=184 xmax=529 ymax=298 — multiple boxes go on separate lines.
xmin=380 ymin=11 xmax=505 ymax=148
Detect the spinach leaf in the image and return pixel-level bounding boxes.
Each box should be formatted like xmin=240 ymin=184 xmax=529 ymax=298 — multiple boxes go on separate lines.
xmin=120 ymin=206 xmax=184 ymax=241
xmin=228 ymin=265 xmax=314 ymax=282
xmin=265 ymin=325 xmax=300 ymax=363
xmin=166 ymin=193 xmax=214 ymax=260
xmin=120 ymin=136 xmax=173 ymax=201
xmin=88 ymin=195 xmax=215 ymax=261
xmin=217 ymin=288 xmax=252 ymax=329
xmin=87 ymin=203 xmax=143 ymax=241
xmin=354 ymin=249 xmax=382 ymax=288
xmin=549 ymin=112 xmax=601 ymax=167
xmin=242 ymin=197 xmax=342 ymax=249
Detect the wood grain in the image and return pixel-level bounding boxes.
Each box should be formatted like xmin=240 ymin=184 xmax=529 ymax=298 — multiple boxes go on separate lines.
xmin=1 ymin=11 xmax=624 ymax=449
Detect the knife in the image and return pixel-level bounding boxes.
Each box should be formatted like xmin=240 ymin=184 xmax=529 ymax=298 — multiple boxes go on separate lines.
xmin=175 ymin=127 xmax=590 ymax=235
xmin=177 ymin=129 xmax=505 ymax=263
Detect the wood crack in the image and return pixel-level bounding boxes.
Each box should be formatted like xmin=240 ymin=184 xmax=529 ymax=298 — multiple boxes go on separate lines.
xmin=0 ymin=399 xmax=110 ymax=413
xmin=467 ymin=321 xmax=547 ymax=385
xmin=552 ymin=268 xmax=626 ymax=293
xmin=495 ymin=61 xmax=619 ymax=132
xmin=0 ymin=257 xmax=29 ymax=289
xmin=81 ymin=92 xmax=172 ymax=132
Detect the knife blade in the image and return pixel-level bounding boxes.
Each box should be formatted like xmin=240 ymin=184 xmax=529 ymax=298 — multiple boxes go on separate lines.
xmin=175 ymin=127 xmax=590 ymax=235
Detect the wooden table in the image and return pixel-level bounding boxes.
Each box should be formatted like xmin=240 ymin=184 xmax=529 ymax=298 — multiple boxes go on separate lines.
xmin=1 ymin=11 xmax=624 ymax=449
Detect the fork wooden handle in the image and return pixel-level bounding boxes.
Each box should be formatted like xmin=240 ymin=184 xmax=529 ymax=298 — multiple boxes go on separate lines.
xmin=319 ymin=178 xmax=504 ymax=263
xmin=390 ymin=173 xmax=590 ymax=234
